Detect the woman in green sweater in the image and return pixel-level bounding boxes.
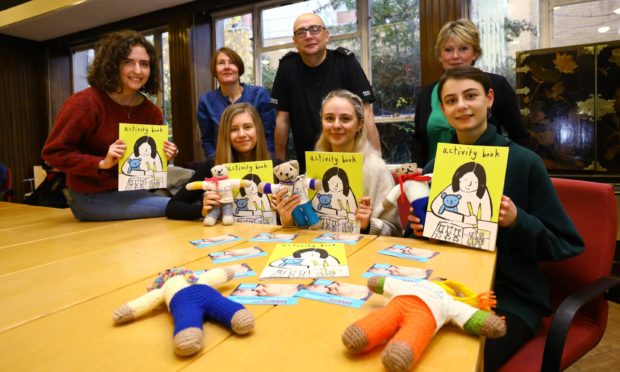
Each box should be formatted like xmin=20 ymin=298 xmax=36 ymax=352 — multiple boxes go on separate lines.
xmin=407 ymin=66 xmax=584 ymax=370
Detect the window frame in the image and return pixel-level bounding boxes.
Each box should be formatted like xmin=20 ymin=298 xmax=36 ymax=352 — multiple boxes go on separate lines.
xmin=211 ymin=0 xmax=417 ymax=126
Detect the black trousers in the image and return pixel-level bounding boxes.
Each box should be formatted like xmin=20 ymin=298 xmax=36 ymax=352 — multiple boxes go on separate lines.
xmin=484 ymin=309 xmax=535 ymax=371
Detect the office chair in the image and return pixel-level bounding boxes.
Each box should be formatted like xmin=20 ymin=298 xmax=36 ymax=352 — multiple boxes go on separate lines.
xmin=1 ymin=166 xmax=13 ymax=202
xmin=500 ymin=177 xmax=619 ymax=371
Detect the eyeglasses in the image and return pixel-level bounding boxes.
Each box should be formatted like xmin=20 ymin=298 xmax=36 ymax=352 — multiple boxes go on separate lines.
xmin=293 ymin=25 xmax=326 ymax=38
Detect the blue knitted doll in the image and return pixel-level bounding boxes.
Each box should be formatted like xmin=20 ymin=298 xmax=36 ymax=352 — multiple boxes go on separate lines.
xmin=112 ymin=267 xmax=254 ymax=356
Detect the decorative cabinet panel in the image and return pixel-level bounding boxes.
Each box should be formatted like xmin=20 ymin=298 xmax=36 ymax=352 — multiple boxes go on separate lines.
xmin=516 ymin=41 xmax=620 ymax=176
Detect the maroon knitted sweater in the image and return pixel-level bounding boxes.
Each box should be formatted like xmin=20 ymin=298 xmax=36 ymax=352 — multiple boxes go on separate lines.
xmin=42 ymin=87 xmax=163 ymax=193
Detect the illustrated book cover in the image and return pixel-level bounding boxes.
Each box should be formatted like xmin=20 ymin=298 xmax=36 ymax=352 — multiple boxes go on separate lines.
xmin=224 ymin=160 xmax=277 ymax=225
xmin=423 ymin=143 xmax=509 ymax=251
xmin=259 ymin=242 xmax=349 ymax=279
xmin=305 ymin=151 xmax=364 ymax=233
xmin=118 ymin=123 xmax=168 ymax=191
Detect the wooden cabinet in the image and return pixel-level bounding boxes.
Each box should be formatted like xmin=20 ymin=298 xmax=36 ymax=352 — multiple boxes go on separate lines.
xmin=516 ymin=41 xmax=620 ymax=176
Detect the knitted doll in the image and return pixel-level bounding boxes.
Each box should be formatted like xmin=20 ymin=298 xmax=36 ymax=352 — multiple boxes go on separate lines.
xmin=113 ymin=267 xmax=255 ymax=357
xmin=382 ymin=163 xmax=431 ymax=225
xmin=258 ymin=160 xmax=324 ymax=229
xmin=185 ymin=164 xmax=254 ymax=226
xmin=342 ymin=276 xmax=505 ymax=372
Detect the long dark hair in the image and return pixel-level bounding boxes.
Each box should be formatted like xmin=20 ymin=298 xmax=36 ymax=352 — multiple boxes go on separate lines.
xmin=451 ymin=162 xmax=487 ymax=199
xmin=133 ymin=136 xmax=157 ymax=158
xmin=239 ymin=173 xmax=263 ymax=197
xmin=322 ymin=167 xmax=351 ymax=196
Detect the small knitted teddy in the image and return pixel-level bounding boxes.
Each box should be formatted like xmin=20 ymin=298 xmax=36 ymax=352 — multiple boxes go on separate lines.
xmin=382 ymin=163 xmax=431 ymax=225
xmin=258 ymin=160 xmax=324 ymax=229
xmin=186 ymin=164 xmax=254 ymax=226
xmin=342 ymin=276 xmax=505 ymax=372
xmin=113 ymin=267 xmax=255 ymax=357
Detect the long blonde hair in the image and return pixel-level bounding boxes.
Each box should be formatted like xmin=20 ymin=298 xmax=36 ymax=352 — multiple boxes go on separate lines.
xmin=314 ymin=89 xmax=370 ymax=153
xmin=214 ymin=103 xmax=270 ymax=164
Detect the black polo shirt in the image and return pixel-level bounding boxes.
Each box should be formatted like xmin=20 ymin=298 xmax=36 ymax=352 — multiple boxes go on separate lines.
xmin=271 ymin=47 xmax=375 ymax=171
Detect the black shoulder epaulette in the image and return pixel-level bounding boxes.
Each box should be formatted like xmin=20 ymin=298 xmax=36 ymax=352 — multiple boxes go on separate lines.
xmin=280 ymin=51 xmax=298 ymax=61
xmin=335 ymin=47 xmax=354 ymax=56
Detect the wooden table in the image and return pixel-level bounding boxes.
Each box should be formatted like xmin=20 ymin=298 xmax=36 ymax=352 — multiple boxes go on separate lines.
xmin=0 ymin=202 xmax=496 ymax=371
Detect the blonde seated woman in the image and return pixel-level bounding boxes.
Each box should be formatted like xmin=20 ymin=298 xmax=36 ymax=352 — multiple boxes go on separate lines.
xmin=275 ymin=90 xmax=401 ymax=236
xmin=166 ymin=103 xmax=273 ymax=220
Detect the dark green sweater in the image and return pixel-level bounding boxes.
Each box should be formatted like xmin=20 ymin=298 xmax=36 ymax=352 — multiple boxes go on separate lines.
xmin=422 ymin=126 xmax=584 ymax=332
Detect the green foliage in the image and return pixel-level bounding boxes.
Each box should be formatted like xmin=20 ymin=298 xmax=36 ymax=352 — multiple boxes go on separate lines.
xmin=504 ymin=17 xmax=538 ymax=43
xmin=369 ymin=0 xmax=420 ymax=117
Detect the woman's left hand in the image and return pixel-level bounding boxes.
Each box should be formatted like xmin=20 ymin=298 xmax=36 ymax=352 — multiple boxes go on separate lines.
xmin=163 ymin=140 xmax=179 ymax=160
xmin=498 ymin=195 xmax=517 ymax=228
xmin=355 ymin=196 xmax=372 ymax=232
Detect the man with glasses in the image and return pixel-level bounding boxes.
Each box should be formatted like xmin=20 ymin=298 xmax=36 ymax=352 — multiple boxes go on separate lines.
xmin=271 ymin=13 xmax=380 ymax=171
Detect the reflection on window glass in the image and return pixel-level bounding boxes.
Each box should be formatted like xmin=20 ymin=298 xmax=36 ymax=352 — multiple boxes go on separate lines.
xmin=471 ymin=0 xmax=539 ymax=87
xmin=260 ymin=48 xmax=295 ymax=91
xmin=72 ymin=48 xmax=94 ymax=93
xmin=261 ymin=0 xmax=356 ymax=48
xmin=552 ymin=0 xmax=620 ymax=47
xmin=370 ymin=0 xmax=419 ymax=164
xmin=215 ymin=13 xmax=254 ymax=83
xmin=378 ymin=120 xmax=415 ymax=164
xmin=370 ymin=0 xmax=419 ymax=118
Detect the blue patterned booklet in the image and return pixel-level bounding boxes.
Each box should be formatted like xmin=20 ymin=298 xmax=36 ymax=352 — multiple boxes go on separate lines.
xmin=377 ymin=244 xmax=439 ymax=262
xmin=189 ymin=234 xmax=241 ymax=248
xmin=295 ymin=279 xmax=372 ymax=308
xmin=361 ymin=263 xmax=432 ymax=282
xmin=228 ymin=283 xmax=304 ymax=305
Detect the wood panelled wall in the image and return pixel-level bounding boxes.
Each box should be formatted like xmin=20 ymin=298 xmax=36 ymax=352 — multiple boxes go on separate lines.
xmin=0 ymin=35 xmax=48 ymax=202
xmin=168 ymin=16 xmax=198 ymax=166
xmin=420 ymin=0 xmax=466 ymax=85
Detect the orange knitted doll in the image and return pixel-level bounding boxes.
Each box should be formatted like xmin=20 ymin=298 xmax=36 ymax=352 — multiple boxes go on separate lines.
xmin=342 ymin=276 xmax=506 ymax=372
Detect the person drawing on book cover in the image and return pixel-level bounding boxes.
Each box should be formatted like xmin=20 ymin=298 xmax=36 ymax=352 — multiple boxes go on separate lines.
xmin=233 ymin=173 xmax=271 ymax=217
xmin=429 ymin=161 xmax=492 ymax=225
xmin=271 ymin=248 xmax=339 ymax=269
xmin=121 ymin=135 xmax=164 ymax=176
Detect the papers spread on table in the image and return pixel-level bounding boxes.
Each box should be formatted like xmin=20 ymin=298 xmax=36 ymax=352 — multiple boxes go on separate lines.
xmin=228 ymin=283 xmax=304 ymax=305
xmin=295 ymin=279 xmax=372 ymax=308
xmin=259 ymin=243 xmax=349 ymax=279
xmin=118 ymin=123 xmax=168 ymax=191
xmin=377 ymin=244 xmax=439 ymax=262
xmin=361 ymin=263 xmax=432 ymax=282
xmin=423 ymin=143 xmax=508 ymax=251
xmin=312 ymin=232 xmax=363 ymax=245
xmin=195 ymin=263 xmax=256 ymax=279
xmin=249 ymin=232 xmax=298 ymax=242
xmin=208 ymin=246 xmax=267 ymax=264
xmin=189 ymin=234 xmax=241 ymax=248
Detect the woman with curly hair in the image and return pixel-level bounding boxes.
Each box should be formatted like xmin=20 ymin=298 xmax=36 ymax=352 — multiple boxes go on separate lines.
xmin=42 ymin=30 xmax=179 ymax=221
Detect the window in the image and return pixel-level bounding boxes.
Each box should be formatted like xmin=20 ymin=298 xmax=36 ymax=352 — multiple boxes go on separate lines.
xmin=550 ymin=0 xmax=620 ymax=47
xmin=470 ymin=0 xmax=620 ymax=87
xmin=212 ymin=0 xmax=421 ymax=164
xmin=214 ymin=13 xmax=255 ymax=84
xmin=70 ymin=28 xmax=173 ymax=140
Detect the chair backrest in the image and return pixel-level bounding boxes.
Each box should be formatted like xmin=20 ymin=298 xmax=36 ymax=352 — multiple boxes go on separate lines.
xmin=543 ymin=178 xmax=617 ymax=320
xmin=391 ymin=172 xmax=410 ymax=231
xmin=1 ymin=166 xmax=13 ymax=202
